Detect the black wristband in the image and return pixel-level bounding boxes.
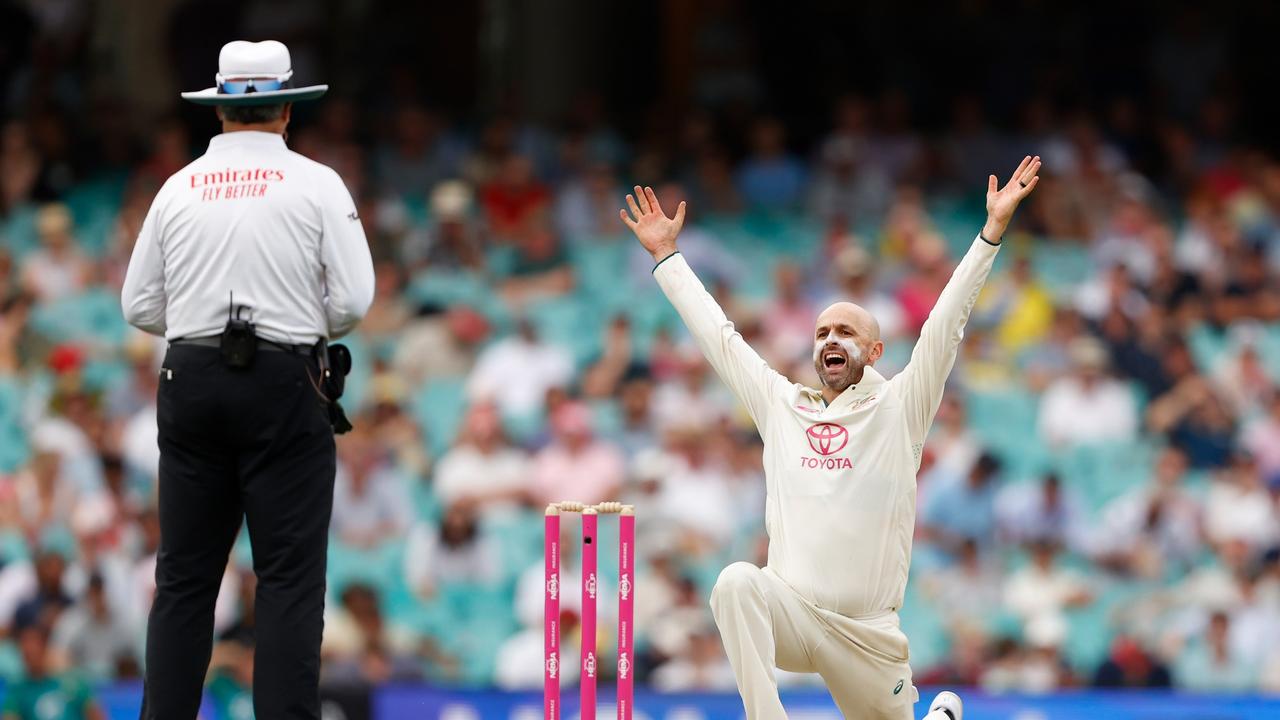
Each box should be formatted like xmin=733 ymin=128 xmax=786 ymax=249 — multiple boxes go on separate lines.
xmin=979 ymin=232 xmax=1000 ymax=246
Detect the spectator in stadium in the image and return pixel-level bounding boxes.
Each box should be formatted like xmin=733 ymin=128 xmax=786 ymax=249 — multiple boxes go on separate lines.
xmin=821 ymin=244 xmax=906 ymax=343
xmin=12 ymin=549 xmax=73 ymax=631
xmin=651 ymin=624 xmax=737 ymax=692
xmin=404 ymin=180 xmax=485 ymax=272
xmin=501 ymin=223 xmax=574 ymax=304
xmin=1094 ymin=446 xmax=1202 ymax=578
xmin=402 ymin=503 xmax=502 ymax=601
xmin=735 ymin=117 xmax=806 ymax=212
xmin=809 ymin=135 xmax=891 ymax=228
xmin=480 ymin=153 xmax=550 ymax=240
xmin=1210 ymin=332 xmax=1275 ymax=418
xmin=13 ymin=451 xmax=74 ymax=536
xmin=919 ymin=452 xmax=1003 ymax=557
xmin=19 ymin=204 xmax=91 ymax=303
xmin=918 ymin=625 xmax=989 ymax=688
xmin=555 ymin=160 xmax=626 ymax=240
xmin=920 ymin=538 xmax=1002 ymax=631
xmin=1092 ymin=635 xmax=1172 ymax=688
xmin=651 ymin=351 xmax=736 ymax=434
xmin=466 ymin=318 xmax=572 ymax=420
xmin=432 ymin=402 xmax=530 ymax=514
xmin=356 ymin=261 xmax=412 ymax=350
xmin=649 ymin=425 xmax=738 ymax=550
xmin=322 ymin=584 xmax=423 ymax=685
xmin=374 ymin=105 xmax=463 ymax=199
xmin=49 ymin=574 xmax=135 ymax=681
xmin=330 ymin=429 xmax=414 ymax=552
xmin=1038 ymin=336 xmax=1138 ymax=448
xmin=760 ymin=262 xmax=816 ymax=366
xmin=1241 ymin=390 xmax=1280 ymax=486
xmin=613 ymin=374 xmax=659 ymax=460
xmin=995 ymin=473 xmax=1087 ymax=552
xmin=1174 ymin=611 xmax=1256 ymax=692
xmin=529 ymin=402 xmax=624 ymax=507
xmin=495 ymin=607 xmax=579 ymax=689
xmin=580 ymin=315 xmax=639 ymax=399
xmin=1003 ymin=540 xmax=1093 ymax=641
xmin=1204 ymin=451 xmax=1278 ymax=551
xmin=925 ymin=395 xmax=981 ymax=476
xmin=2 ymin=623 xmax=105 ymax=720
xmin=1147 ymin=373 xmax=1236 ymax=468
xmin=392 ymin=304 xmax=489 ymax=386
xmin=0 ymin=121 xmax=41 ymax=214
xmin=205 ymin=637 xmax=255 ymax=720
xmin=973 ymin=255 xmax=1055 ymax=354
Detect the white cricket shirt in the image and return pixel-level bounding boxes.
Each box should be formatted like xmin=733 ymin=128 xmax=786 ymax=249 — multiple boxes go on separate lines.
xmin=654 ymin=237 xmax=999 ymax=617
xmin=121 ymin=131 xmax=374 ymax=344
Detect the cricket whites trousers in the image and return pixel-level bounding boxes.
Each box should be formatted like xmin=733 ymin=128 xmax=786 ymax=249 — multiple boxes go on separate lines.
xmin=711 ymin=562 xmax=920 ymax=720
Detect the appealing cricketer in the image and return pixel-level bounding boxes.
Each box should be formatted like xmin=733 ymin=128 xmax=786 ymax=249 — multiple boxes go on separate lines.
xmin=620 ymin=156 xmax=1041 ymax=719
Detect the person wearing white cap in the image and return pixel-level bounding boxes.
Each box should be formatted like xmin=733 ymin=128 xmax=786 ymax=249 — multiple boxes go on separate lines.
xmin=621 ymin=157 xmax=1041 ymax=720
xmin=121 ymin=40 xmax=373 ymax=719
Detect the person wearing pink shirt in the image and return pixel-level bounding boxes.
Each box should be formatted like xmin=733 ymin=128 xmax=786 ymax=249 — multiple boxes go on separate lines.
xmin=530 ymin=402 xmax=624 ymax=506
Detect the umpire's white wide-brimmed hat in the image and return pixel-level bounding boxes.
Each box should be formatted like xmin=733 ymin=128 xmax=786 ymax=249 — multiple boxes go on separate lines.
xmin=181 ymin=40 xmax=328 ymax=106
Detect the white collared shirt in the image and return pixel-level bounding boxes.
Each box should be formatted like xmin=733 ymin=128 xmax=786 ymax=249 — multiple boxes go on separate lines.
xmin=122 ymin=131 xmax=374 ymax=344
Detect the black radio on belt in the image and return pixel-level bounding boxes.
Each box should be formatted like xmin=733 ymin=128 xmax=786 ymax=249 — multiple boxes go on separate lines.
xmin=221 ymin=292 xmax=257 ymax=369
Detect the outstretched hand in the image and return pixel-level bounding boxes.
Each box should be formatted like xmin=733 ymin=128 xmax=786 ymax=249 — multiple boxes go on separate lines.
xmin=620 ymin=185 xmax=686 ymax=262
xmin=982 ymin=155 xmax=1041 ymax=243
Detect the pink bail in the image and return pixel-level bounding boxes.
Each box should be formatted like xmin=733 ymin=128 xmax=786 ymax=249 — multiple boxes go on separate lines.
xmin=544 ymin=507 xmax=561 ymax=720
xmin=580 ymin=510 xmax=598 ymax=720
xmin=617 ymin=509 xmax=635 ymax=720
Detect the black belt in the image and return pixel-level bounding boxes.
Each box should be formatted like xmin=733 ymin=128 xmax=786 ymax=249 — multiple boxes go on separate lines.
xmin=170 ymin=335 xmax=313 ymax=355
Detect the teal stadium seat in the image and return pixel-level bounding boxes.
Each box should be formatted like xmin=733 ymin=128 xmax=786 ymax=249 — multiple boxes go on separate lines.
xmin=527 ymin=294 xmax=603 ymax=368
xmin=965 ymin=387 xmax=1049 ymax=478
xmin=1030 ymin=243 xmax=1093 ymax=298
xmin=0 ymin=379 xmax=29 ymax=472
xmin=28 ymin=288 xmax=129 ymax=347
xmin=412 ymin=379 xmax=468 ymax=457
xmin=1054 ymin=440 xmax=1156 ymax=512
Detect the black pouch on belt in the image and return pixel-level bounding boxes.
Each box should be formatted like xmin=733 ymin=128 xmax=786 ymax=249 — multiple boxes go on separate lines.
xmin=316 ymin=341 xmax=354 ymax=434
xmin=221 ymin=312 xmax=257 ymax=368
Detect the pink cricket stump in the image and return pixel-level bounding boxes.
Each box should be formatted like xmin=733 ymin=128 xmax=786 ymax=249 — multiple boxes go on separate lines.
xmin=544 ymin=506 xmax=561 ymax=720
xmin=616 ymin=507 xmax=635 ymax=720
xmin=580 ymin=509 xmax=599 ymax=720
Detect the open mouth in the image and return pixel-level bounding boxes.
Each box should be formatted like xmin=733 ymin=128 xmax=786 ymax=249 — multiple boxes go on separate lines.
xmin=823 ymin=352 xmax=848 ymax=371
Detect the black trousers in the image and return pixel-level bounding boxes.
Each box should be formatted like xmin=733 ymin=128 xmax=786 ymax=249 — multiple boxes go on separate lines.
xmin=142 ymin=345 xmax=335 ymax=719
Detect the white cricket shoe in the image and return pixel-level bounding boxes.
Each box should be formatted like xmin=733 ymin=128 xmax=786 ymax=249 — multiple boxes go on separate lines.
xmin=928 ymin=690 xmax=963 ymax=720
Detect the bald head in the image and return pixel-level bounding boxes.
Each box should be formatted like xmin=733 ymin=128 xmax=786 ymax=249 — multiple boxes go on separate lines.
xmin=816 ymin=302 xmax=880 ymax=344
xmin=813 ymin=302 xmax=885 ymax=399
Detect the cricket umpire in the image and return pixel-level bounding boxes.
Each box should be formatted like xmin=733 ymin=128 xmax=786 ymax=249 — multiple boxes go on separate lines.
xmin=121 ymin=40 xmax=374 ymax=718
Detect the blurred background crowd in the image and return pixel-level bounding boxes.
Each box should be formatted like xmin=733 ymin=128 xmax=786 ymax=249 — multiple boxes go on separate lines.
xmin=1 ymin=0 xmax=1279 ymax=710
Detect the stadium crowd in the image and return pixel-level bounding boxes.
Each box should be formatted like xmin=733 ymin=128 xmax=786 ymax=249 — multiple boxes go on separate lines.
xmin=1 ymin=0 xmax=1279 ymax=709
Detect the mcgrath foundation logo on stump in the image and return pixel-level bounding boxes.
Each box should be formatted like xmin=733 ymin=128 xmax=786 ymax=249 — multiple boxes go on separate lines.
xmin=805 ymin=422 xmax=849 ymax=456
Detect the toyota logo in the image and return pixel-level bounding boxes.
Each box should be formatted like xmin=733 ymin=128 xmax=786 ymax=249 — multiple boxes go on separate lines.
xmin=806 ymin=423 xmax=849 ymax=456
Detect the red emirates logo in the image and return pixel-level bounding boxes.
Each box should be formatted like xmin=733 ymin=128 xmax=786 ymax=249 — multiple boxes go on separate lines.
xmin=805 ymin=423 xmax=848 ymax=456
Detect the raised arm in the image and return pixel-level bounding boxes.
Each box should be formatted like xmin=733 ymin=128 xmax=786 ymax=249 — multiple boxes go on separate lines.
xmin=621 ymin=186 xmax=788 ymax=431
xmin=893 ymin=157 xmax=1041 ymax=448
